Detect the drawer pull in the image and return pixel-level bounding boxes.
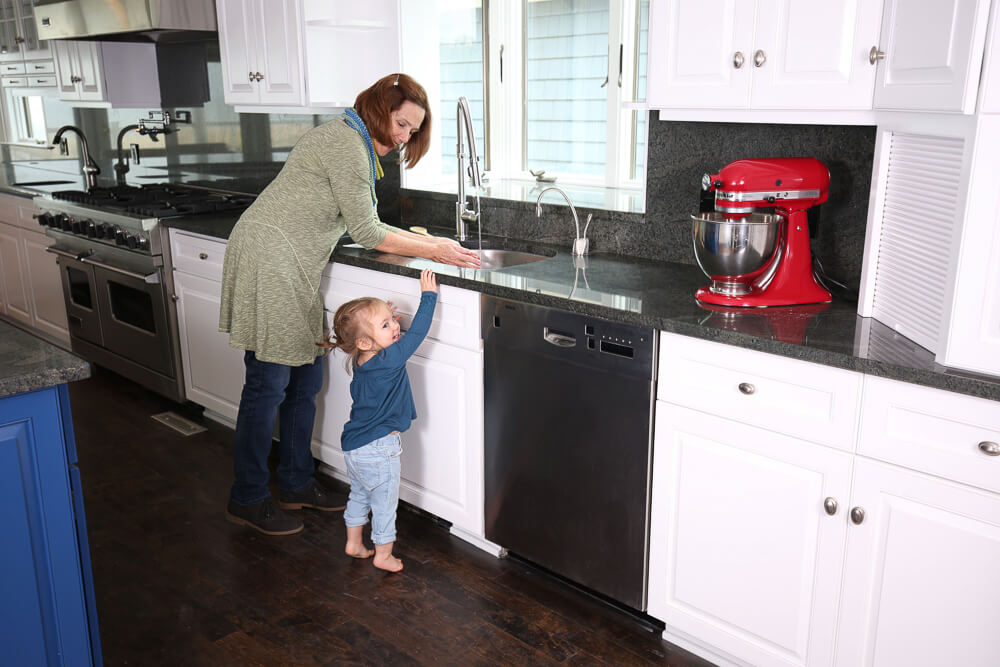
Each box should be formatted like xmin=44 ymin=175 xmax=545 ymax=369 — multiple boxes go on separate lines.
xmin=850 ymin=507 xmax=865 ymax=525
xmin=979 ymin=441 xmax=1000 ymax=456
xmin=198 ymin=252 xmax=208 ymax=260
xmin=738 ymin=382 xmax=755 ymax=395
xmin=823 ymin=497 xmax=838 ymax=516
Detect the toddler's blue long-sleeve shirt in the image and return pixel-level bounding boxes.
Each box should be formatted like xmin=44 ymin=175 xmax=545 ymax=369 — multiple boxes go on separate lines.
xmin=340 ymin=291 xmax=437 ymax=452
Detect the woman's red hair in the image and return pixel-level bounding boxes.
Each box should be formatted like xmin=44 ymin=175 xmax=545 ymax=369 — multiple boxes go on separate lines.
xmin=354 ymin=73 xmax=432 ymax=168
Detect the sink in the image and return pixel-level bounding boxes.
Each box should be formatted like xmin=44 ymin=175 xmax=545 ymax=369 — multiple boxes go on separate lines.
xmin=477 ymin=248 xmax=551 ymax=270
xmin=11 ymin=180 xmax=75 ymax=187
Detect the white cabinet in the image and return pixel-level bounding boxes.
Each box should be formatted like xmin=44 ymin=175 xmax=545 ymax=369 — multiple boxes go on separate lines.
xmin=872 ymin=0 xmax=993 ymax=113
xmin=53 ymin=40 xmax=103 ymax=102
xmin=168 ymin=230 xmax=246 ymax=424
xmin=216 ymin=0 xmax=401 ymax=111
xmin=216 ymin=0 xmax=305 ymax=106
xmin=649 ymin=334 xmax=1000 ymax=667
xmin=647 ymin=0 xmax=883 ymax=111
xmin=313 ymin=263 xmax=486 ymax=543
xmin=0 ymin=194 xmax=67 ymax=341
xmin=0 ymin=0 xmax=51 ymax=64
xmin=835 ymin=458 xmax=1000 ymax=667
xmin=649 ymin=403 xmax=852 ymax=667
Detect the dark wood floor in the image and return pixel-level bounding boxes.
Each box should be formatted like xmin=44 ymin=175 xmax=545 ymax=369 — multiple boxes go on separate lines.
xmin=68 ymin=367 xmax=714 ymax=666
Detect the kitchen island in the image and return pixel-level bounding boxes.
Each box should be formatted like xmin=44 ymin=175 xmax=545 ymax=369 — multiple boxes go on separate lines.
xmin=0 ymin=320 xmax=101 ymax=665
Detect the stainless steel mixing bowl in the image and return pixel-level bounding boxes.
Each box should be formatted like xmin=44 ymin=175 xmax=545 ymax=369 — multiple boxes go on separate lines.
xmin=691 ymin=212 xmax=781 ymax=295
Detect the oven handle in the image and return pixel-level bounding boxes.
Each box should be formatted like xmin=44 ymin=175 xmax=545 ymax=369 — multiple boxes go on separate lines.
xmin=46 ymin=245 xmax=161 ymax=284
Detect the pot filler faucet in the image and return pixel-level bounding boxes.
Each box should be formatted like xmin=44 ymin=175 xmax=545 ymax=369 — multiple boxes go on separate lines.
xmin=52 ymin=125 xmax=99 ymax=190
xmin=455 ymin=96 xmax=482 ymax=242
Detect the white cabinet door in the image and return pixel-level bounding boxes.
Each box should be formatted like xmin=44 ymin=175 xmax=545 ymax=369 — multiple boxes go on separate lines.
xmin=836 ymin=458 xmax=1000 ymax=667
xmin=0 ymin=223 xmax=30 ymax=325
xmin=217 ymin=0 xmax=261 ymax=104
xmin=404 ymin=340 xmax=483 ymax=536
xmin=646 ymin=0 xmax=754 ymax=109
xmin=53 ymin=41 xmax=104 ymax=102
xmin=173 ymin=270 xmax=246 ymax=423
xmin=873 ymin=0 xmax=992 ymax=113
xmin=752 ymin=0 xmax=882 ymax=109
xmin=20 ymin=228 xmax=68 ymax=342
xmin=648 ymin=403 xmax=852 ymax=667
xmin=52 ymin=40 xmax=78 ymax=98
xmin=257 ymin=0 xmax=304 ymax=105
xmin=217 ymin=0 xmax=304 ymax=106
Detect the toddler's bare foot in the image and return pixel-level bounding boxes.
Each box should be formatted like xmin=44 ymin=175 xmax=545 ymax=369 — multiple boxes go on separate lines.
xmin=345 ymin=525 xmax=372 ymax=558
xmin=373 ymin=553 xmax=403 ymax=572
xmin=345 ymin=543 xmax=373 ymax=559
xmin=373 ymin=542 xmax=403 ymax=572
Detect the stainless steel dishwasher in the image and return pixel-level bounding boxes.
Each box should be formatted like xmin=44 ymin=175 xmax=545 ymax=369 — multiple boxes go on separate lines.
xmin=482 ymin=295 xmax=657 ymax=610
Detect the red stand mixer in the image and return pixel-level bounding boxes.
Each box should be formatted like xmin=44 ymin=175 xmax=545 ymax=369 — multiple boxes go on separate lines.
xmin=691 ymin=157 xmax=832 ymax=307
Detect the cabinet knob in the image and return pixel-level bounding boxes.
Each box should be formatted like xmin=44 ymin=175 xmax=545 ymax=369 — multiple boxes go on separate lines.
xmin=733 ymin=51 xmax=745 ymax=69
xmin=738 ymin=382 xmax=756 ymax=395
xmin=254 ymin=71 xmax=264 ymax=82
xmin=823 ymin=497 xmax=838 ymax=516
xmin=15 ymin=36 xmax=24 ymax=44
xmin=753 ymin=49 xmax=766 ymax=68
xmin=869 ymin=46 xmax=886 ymax=65
xmin=198 ymin=252 xmax=208 ymax=260
xmin=171 ymin=294 xmax=180 ymax=302
xmin=70 ymin=75 xmax=81 ymax=83
xmin=249 ymin=70 xmax=254 ymax=82
xmin=979 ymin=441 xmax=1000 ymax=456
xmin=850 ymin=507 xmax=865 ymax=525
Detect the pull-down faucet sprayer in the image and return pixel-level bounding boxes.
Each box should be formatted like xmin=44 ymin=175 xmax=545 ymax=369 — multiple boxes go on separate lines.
xmin=53 ymin=125 xmax=99 ymax=190
xmin=455 ymin=96 xmax=482 ymax=242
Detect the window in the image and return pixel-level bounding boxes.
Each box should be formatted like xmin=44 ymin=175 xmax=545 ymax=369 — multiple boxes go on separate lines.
xmin=3 ymin=89 xmax=50 ymax=144
xmin=401 ymin=0 xmax=649 ymax=212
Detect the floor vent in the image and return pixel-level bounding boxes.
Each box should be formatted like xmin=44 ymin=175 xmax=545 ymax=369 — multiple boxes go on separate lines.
xmin=151 ymin=412 xmax=207 ymax=436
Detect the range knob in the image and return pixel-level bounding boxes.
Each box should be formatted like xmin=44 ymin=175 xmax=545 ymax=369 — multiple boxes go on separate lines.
xmin=118 ymin=231 xmax=132 ymax=247
xmin=58 ymin=214 xmax=72 ymax=231
xmin=135 ymin=235 xmax=149 ymax=251
xmin=85 ymin=220 xmax=97 ymax=237
xmin=126 ymin=234 xmax=140 ymax=249
xmin=36 ymin=213 xmax=54 ymax=227
xmin=70 ymin=219 xmax=83 ymax=234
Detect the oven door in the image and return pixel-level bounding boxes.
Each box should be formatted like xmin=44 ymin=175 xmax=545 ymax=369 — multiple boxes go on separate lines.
xmin=88 ymin=257 xmax=176 ymax=379
xmin=50 ymin=247 xmax=105 ymax=346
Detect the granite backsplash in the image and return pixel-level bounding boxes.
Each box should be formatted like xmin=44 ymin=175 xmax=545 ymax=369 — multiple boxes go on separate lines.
xmin=402 ymin=114 xmax=877 ymax=296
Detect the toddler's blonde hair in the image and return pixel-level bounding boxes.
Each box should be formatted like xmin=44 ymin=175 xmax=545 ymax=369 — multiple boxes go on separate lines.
xmin=318 ymin=296 xmax=384 ymax=372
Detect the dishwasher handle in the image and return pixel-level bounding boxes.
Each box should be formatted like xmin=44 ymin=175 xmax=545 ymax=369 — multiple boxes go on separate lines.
xmin=543 ymin=327 xmax=576 ymax=347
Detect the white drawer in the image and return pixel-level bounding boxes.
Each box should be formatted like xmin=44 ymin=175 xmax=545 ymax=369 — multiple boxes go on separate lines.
xmin=0 ymin=62 xmax=25 ymax=75
xmin=24 ymin=60 xmax=55 ymax=74
xmin=170 ymin=229 xmax=227 ymax=282
xmin=2 ymin=76 xmax=26 ymax=87
xmin=27 ymin=75 xmax=56 ymax=87
xmin=322 ymin=262 xmax=481 ymax=351
xmin=658 ymin=331 xmax=862 ymax=451
xmin=859 ymin=376 xmax=1000 ymax=494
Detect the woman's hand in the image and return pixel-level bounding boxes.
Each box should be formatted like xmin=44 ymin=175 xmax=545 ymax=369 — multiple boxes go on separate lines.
xmin=429 ymin=238 xmax=481 ymax=268
xmin=419 ymin=268 xmax=438 ymax=293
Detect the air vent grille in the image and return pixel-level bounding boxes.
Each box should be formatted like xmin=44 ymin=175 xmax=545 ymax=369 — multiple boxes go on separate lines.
xmin=871 ymin=133 xmax=964 ymax=352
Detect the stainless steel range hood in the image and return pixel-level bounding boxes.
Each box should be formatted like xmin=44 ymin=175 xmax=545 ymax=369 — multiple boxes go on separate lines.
xmin=34 ymin=0 xmax=217 ymax=43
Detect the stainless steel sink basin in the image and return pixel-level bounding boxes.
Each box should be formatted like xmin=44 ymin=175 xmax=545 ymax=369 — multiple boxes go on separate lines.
xmin=478 ymin=248 xmax=551 ymax=270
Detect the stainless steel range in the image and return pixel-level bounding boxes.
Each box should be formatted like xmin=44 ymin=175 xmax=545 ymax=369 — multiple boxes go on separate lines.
xmin=33 ymin=184 xmax=253 ymax=402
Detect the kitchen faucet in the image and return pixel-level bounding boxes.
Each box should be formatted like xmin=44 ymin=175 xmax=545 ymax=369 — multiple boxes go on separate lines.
xmin=52 ymin=125 xmax=99 ymax=190
xmin=113 ymin=121 xmax=175 ymax=185
xmin=535 ymin=186 xmax=591 ymax=256
xmin=455 ymin=96 xmax=482 ymax=242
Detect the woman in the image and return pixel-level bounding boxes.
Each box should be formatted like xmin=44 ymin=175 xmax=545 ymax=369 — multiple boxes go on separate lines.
xmin=220 ymin=73 xmax=480 ymax=536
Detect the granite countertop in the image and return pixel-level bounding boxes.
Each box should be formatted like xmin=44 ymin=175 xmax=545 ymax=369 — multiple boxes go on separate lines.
xmin=162 ymin=217 xmax=1000 ymax=403
xmin=0 ymin=321 xmax=90 ymax=398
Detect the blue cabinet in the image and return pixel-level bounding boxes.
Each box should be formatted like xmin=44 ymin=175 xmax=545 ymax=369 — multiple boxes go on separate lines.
xmin=0 ymin=383 xmax=101 ymax=666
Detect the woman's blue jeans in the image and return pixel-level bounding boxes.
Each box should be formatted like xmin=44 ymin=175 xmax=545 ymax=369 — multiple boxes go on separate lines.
xmin=229 ymin=351 xmax=325 ymax=506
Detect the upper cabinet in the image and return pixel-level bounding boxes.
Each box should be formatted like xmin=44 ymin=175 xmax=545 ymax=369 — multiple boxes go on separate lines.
xmin=216 ymin=0 xmax=400 ymax=111
xmin=647 ymin=0 xmax=884 ymax=111
xmin=872 ymin=0 xmax=992 ymax=114
xmin=0 ymin=0 xmax=50 ymax=63
xmin=53 ymin=40 xmax=103 ymax=102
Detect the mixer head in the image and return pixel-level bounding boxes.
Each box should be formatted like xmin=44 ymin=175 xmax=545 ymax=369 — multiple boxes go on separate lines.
xmin=703 ymin=157 xmax=830 ymax=217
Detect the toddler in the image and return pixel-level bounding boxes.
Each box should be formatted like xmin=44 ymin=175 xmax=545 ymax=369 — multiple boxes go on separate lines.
xmin=324 ymin=268 xmax=438 ymax=572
